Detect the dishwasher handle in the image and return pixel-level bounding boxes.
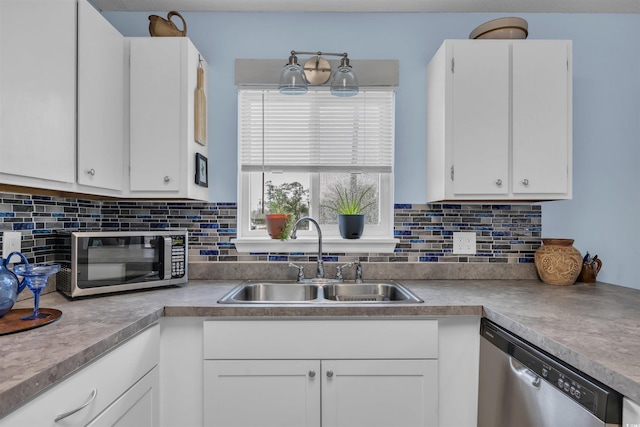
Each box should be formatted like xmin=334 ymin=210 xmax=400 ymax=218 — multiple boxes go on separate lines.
xmin=510 ymin=357 xmax=541 ymax=388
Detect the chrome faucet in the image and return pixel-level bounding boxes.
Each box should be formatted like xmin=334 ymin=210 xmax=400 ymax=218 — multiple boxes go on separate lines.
xmin=291 ymin=217 xmax=324 ymax=278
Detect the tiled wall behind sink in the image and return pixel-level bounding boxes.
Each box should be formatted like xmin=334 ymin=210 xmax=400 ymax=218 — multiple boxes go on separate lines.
xmin=0 ymin=192 xmax=541 ymax=264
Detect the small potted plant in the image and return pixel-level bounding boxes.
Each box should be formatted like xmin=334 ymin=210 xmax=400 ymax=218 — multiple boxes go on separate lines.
xmin=264 ymin=181 xmax=309 ymax=240
xmin=323 ymin=184 xmax=375 ymax=239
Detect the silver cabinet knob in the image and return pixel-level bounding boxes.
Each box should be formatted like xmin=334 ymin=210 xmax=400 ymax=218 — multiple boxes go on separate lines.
xmin=163 ymin=176 xmax=171 ymax=183
xmin=522 ymin=179 xmax=529 ymax=186
xmin=87 ymin=168 xmax=95 ymax=176
xmin=326 ymin=370 xmax=334 ymax=378
xmin=496 ymin=179 xmax=502 ymax=186
xmin=308 ymin=370 xmax=316 ymax=378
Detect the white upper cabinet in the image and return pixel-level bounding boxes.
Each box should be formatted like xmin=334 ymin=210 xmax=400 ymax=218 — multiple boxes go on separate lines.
xmin=128 ymin=37 xmax=209 ymax=201
xmin=77 ymin=0 xmax=125 ymax=192
xmin=0 ymin=0 xmax=126 ymax=196
xmin=0 ymin=0 xmax=76 ymax=186
xmin=426 ymin=39 xmax=572 ymax=202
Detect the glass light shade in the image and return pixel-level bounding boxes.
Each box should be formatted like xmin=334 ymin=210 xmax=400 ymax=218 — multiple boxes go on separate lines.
xmin=330 ymin=66 xmax=358 ymax=97
xmin=279 ymin=63 xmax=308 ymax=95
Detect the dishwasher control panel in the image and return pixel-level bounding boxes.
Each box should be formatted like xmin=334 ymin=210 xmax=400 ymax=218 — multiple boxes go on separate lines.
xmin=541 ymin=363 xmax=596 ymax=410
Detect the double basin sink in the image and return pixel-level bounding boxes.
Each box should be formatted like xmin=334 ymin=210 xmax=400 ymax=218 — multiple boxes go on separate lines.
xmin=218 ymin=279 xmax=424 ymax=304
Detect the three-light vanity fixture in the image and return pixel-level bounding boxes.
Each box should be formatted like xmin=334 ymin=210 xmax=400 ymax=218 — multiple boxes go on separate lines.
xmin=278 ymin=50 xmax=359 ymax=96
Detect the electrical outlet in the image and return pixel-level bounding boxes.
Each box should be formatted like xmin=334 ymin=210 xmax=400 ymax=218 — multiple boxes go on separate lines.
xmin=453 ymin=232 xmax=476 ymax=254
xmin=2 ymin=232 xmax=22 ymax=262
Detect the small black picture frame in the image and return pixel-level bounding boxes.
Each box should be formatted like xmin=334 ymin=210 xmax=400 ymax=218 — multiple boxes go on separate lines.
xmin=195 ymin=153 xmax=208 ymax=187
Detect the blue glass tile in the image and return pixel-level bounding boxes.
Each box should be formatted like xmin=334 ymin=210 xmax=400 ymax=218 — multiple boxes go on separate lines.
xmin=491 ymin=231 xmax=511 ymax=237
xmin=452 ymin=223 xmax=469 ymax=227
xmin=410 ymin=239 xmax=425 ymax=243
xmin=22 ymin=200 xmax=33 ymax=205
xmin=200 ymin=249 xmax=219 ymax=256
xmin=509 ymin=240 xmax=525 ymax=245
xmin=491 ymin=205 xmax=512 ymax=210
xmin=476 ymin=253 xmax=493 ymax=257
xmin=187 ymin=215 xmax=202 ymax=220
xmin=525 ymin=214 xmax=542 ymax=218
xmin=0 ymin=212 xmax=14 ymax=217
xmin=419 ymin=256 xmax=439 ymax=262
xmin=475 ymin=213 xmax=494 ymax=217
xmin=150 ymin=223 xmax=170 ymax=228
xmin=425 ymin=226 xmax=445 ymax=231
xmin=394 ymin=204 xmax=412 ymax=209
xmin=200 ymin=223 xmax=220 ymax=229
xmin=91 ymin=214 xmax=102 ymax=218
xmin=518 ymin=258 xmax=535 ymax=263
xmin=394 ymin=230 xmax=412 ymax=236
xmin=525 ymin=227 xmax=542 ymax=231
xmin=51 ymin=213 xmax=65 ymax=218
xmin=137 ymin=215 xmax=152 ymax=219
xmin=269 ymin=255 xmax=289 ymax=262
xmin=402 ymin=222 xmax=419 ymax=227
xmin=217 ymin=242 xmax=235 ymax=247
xmin=474 ymin=226 xmax=493 ymax=231
xmin=249 ymin=252 xmax=269 ymax=255
xmin=32 ymin=195 xmax=52 ymax=201
xmin=442 ymin=230 xmax=453 ymax=236
xmin=217 ymin=228 xmax=237 ymax=234
xmin=31 ymin=245 xmax=52 ymax=252
xmin=425 ymin=213 xmax=444 ymax=217
xmin=289 ymin=252 xmax=305 ymax=256
xmin=394 ymin=248 xmax=403 ymax=253
xmin=102 ymin=223 xmax=120 ymax=228
xmin=217 ymin=202 xmax=237 ymax=207
xmin=442 ymin=204 xmax=462 ymax=210
xmin=33 ymin=229 xmax=53 ymax=234
xmin=322 ymin=256 xmax=339 ymax=262
xmin=62 ymin=222 xmax=79 ymax=229
xmin=191 ymin=232 xmax=209 ymax=236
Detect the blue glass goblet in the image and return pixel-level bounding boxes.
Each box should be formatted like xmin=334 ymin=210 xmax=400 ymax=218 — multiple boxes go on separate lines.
xmin=13 ymin=263 xmax=61 ymax=321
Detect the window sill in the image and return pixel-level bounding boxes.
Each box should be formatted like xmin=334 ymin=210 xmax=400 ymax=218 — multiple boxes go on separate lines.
xmin=232 ymin=237 xmax=399 ymax=254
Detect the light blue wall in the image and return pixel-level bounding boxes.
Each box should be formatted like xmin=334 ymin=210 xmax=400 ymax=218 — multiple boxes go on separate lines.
xmin=104 ymin=11 xmax=640 ymax=288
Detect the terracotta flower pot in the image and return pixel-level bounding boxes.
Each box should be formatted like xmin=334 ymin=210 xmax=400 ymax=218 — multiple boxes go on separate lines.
xmin=534 ymin=238 xmax=582 ymax=286
xmin=265 ymin=214 xmax=290 ymax=240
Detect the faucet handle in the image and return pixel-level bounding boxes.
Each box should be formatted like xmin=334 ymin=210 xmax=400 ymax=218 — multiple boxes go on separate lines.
xmin=288 ymin=263 xmax=305 ymax=282
xmin=354 ymin=260 xmax=363 ymax=284
xmin=335 ymin=263 xmax=353 ymax=281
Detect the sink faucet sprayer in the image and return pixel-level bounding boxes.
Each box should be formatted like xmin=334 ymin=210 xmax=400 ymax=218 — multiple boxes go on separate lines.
xmin=290 ymin=217 xmax=324 ymax=279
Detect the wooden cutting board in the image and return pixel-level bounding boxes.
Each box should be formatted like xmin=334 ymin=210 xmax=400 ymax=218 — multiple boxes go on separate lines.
xmin=195 ymin=63 xmax=207 ymax=145
xmin=0 ymin=308 xmax=62 ymax=335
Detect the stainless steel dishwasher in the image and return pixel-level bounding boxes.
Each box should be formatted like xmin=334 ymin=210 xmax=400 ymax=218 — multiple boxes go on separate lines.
xmin=478 ymin=318 xmax=622 ymax=427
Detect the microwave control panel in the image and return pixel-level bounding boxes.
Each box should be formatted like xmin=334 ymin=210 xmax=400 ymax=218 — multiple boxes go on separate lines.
xmin=171 ymin=235 xmax=187 ymax=278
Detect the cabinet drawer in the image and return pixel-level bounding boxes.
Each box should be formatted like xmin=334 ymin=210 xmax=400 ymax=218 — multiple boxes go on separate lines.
xmin=0 ymin=324 xmax=159 ymax=426
xmin=204 ymin=319 xmax=437 ymax=359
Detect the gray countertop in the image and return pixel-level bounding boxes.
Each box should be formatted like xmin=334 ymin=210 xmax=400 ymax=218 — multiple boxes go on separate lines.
xmin=1 ymin=279 xmax=640 ymax=418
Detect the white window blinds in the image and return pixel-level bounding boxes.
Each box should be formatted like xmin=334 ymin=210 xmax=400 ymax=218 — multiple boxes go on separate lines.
xmin=239 ymin=89 xmax=394 ymax=173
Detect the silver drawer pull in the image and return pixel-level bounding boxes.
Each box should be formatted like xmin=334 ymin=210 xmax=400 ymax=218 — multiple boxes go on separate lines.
xmin=54 ymin=389 xmax=97 ymax=422
xmin=87 ymin=168 xmax=96 ymax=176
xmin=309 ymin=370 xmax=316 ymax=378
xmin=326 ymin=370 xmax=334 ymax=378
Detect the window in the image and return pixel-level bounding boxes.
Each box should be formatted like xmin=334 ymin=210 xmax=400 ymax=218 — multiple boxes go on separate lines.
xmin=234 ymin=88 xmax=396 ymax=252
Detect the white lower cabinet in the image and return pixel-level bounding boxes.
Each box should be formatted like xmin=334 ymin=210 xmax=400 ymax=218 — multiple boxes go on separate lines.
xmin=624 ymin=397 xmax=640 ymax=425
xmin=0 ymin=324 xmax=159 ymax=427
xmin=203 ymin=319 xmax=439 ymax=427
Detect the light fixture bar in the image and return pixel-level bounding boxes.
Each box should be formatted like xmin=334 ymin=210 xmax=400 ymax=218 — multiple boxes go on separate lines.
xmin=279 ymin=50 xmax=358 ymax=96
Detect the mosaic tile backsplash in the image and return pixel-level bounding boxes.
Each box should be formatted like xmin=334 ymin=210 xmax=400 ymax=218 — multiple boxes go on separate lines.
xmin=0 ymin=192 xmax=541 ymax=265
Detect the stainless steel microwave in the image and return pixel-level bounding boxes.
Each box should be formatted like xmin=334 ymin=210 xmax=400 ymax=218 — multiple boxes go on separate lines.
xmin=57 ymin=230 xmax=188 ymax=298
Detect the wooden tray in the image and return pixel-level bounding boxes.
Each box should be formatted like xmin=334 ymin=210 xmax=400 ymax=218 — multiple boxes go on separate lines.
xmin=0 ymin=308 xmax=62 ymax=335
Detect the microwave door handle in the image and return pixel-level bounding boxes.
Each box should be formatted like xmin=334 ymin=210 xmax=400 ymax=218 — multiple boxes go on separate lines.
xmin=163 ymin=236 xmax=172 ymax=280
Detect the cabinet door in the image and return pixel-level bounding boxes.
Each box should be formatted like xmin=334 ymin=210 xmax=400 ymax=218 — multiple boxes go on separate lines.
xmin=0 ymin=0 xmax=75 ymax=184
xmin=204 ymin=360 xmax=321 ymax=427
xmin=86 ymin=366 xmax=159 ymax=427
xmin=451 ymin=42 xmax=510 ymax=196
xmin=129 ymin=38 xmax=182 ymax=192
xmin=322 ymin=359 xmax=438 ymax=427
xmin=512 ymin=41 xmax=570 ymax=195
xmin=77 ymin=0 xmax=124 ymax=191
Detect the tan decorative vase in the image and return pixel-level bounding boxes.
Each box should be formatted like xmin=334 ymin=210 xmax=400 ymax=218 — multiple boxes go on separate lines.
xmin=534 ymin=238 xmax=582 ymax=286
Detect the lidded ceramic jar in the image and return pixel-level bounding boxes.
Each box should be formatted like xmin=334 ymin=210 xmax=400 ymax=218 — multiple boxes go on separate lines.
xmin=534 ymin=238 xmax=582 ymax=286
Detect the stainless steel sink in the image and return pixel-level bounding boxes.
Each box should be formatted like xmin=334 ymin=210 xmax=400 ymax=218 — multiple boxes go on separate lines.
xmin=322 ymin=282 xmax=423 ymax=303
xmin=218 ymin=282 xmax=319 ymax=303
xmin=218 ymin=280 xmax=423 ymax=304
